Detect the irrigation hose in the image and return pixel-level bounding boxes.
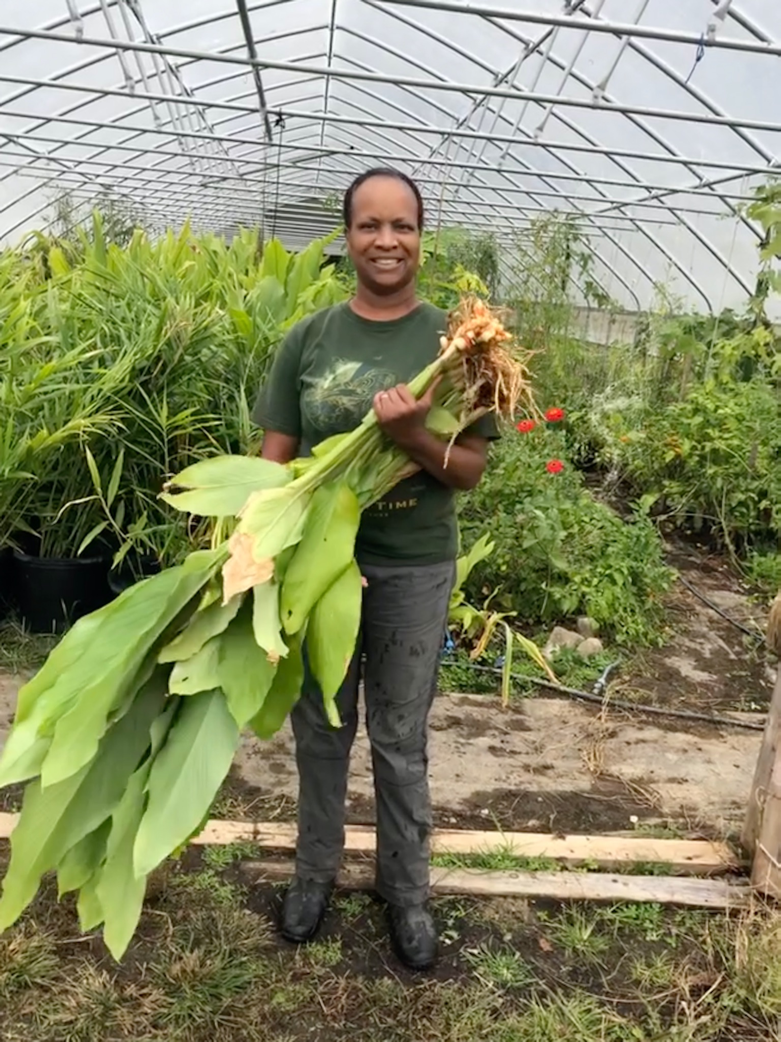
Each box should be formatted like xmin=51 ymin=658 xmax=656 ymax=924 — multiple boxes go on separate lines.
xmin=460 ymin=661 xmax=766 ymax=733
xmin=676 ymin=573 xmax=767 ymax=646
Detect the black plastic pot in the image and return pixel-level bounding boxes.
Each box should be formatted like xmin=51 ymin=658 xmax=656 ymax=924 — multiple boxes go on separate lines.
xmin=107 ymin=556 xmax=161 ymax=597
xmin=0 ymin=547 xmax=15 ymax=620
xmin=13 ymin=549 xmax=112 ymax=634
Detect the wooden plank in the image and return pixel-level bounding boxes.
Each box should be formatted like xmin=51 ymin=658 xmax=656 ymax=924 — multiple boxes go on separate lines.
xmin=743 ymin=664 xmax=781 ymax=861
xmin=241 ymin=859 xmax=750 ymax=909
xmin=751 ymin=752 xmax=781 ymax=899
xmin=0 ymin=811 xmax=739 ymax=875
xmin=192 ymin=822 xmax=739 ymax=874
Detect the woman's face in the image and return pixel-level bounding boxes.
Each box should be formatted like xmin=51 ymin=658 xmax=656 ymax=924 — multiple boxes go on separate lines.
xmin=345 ymin=176 xmax=421 ymax=296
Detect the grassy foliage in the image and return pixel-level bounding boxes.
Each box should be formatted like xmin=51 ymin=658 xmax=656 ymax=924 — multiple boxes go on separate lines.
xmin=0 ymin=215 xmax=345 ymax=566
xmin=0 ymin=851 xmax=779 ymax=1042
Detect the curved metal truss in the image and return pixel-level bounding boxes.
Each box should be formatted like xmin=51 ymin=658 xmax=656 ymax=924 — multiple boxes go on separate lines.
xmin=0 ymin=0 xmax=779 ymax=313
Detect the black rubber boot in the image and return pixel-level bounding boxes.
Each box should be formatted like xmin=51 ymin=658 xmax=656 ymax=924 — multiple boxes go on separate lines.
xmin=387 ymin=903 xmax=438 ymax=970
xmin=280 ymin=877 xmax=333 ymax=943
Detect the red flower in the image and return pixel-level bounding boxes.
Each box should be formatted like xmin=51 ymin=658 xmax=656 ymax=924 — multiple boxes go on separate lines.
xmin=516 ymin=419 xmax=536 ymax=433
xmin=546 ymin=459 xmax=564 ymax=474
xmin=545 ymin=407 xmax=565 ymax=422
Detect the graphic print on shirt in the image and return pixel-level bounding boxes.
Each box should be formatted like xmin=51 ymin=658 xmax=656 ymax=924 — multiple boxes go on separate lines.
xmin=302 ymin=359 xmax=397 ymax=432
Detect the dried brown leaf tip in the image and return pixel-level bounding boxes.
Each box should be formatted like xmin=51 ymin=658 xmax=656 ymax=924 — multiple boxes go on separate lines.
xmin=222 ymin=531 xmax=274 ymax=602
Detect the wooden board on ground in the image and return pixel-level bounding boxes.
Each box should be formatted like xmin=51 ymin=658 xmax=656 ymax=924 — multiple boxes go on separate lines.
xmin=193 ymin=820 xmax=739 ymax=875
xmin=0 ymin=811 xmax=739 ymax=875
xmin=241 ymin=859 xmax=750 ymax=910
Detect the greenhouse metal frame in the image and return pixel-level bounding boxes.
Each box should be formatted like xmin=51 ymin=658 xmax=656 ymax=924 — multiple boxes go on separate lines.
xmin=0 ymin=1 xmax=779 ymax=313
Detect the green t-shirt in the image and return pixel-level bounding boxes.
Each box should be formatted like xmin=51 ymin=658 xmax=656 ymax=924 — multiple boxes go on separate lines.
xmin=252 ymin=301 xmax=498 ymax=566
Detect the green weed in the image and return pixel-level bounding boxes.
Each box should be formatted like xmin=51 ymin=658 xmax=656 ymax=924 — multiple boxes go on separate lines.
xmin=464 ymin=943 xmax=535 ymax=990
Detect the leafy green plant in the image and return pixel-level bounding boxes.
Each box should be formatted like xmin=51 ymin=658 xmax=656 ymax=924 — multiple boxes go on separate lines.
xmin=0 ymin=216 xmax=346 ymax=563
xmin=460 ymin=417 xmax=673 ymax=646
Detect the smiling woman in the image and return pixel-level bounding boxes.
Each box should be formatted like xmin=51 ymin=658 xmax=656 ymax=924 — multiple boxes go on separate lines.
xmin=252 ymin=168 xmax=499 ymax=971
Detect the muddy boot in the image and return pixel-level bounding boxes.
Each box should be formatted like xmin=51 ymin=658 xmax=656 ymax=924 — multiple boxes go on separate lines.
xmin=280 ymin=877 xmax=333 ymax=943
xmin=387 ymin=903 xmax=438 ymax=970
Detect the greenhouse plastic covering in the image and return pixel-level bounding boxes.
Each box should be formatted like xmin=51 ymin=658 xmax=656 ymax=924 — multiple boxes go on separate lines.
xmin=0 ymin=0 xmax=779 ymax=314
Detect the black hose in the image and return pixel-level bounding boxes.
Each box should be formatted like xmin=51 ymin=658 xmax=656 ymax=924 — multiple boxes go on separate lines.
xmin=458 ymin=662 xmax=765 ymax=732
xmin=677 ymin=573 xmax=767 ymax=645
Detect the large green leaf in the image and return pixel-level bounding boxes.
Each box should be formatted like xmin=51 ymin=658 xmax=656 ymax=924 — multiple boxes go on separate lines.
xmin=218 ymin=604 xmax=277 ymax=728
xmin=252 ymin=275 xmax=287 ymax=325
xmin=24 ymin=550 xmax=223 ymax=790
xmin=77 ymin=871 xmax=104 ymax=932
xmin=0 ymin=670 xmax=168 ymax=932
xmin=96 ymin=763 xmax=151 ymax=961
xmin=57 ymin=820 xmax=111 ymax=896
xmin=158 ymin=594 xmax=243 ymax=664
xmin=161 ymin=455 xmax=291 ymax=517
xmin=307 ymin=561 xmax=362 ymax=711
xmin=260 ymin=239 xmax=290 ymax=284
xmin=133 ymin=690 xmax=240 ymax=878
xmin=250 ymin=636 xmax=304 ymax=741
xmin=169 ymin=638 xmax=221 ymax=696
xmin=252 ymin=581 xmax=288 ymax=661
xmin=285 ymin=238 xmax=325 ymax=306
xmin=237 ymin=486 xmax=311 ymax=559
xmin=279 ymin=481 xmax=360 ymax=635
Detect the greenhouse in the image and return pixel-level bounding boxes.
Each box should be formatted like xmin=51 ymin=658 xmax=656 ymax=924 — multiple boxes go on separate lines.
xmin=0 ymin=3 xmax=781 ymax=1041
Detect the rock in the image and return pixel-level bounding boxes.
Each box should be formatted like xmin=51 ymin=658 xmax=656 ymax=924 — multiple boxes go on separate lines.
xmin=577 ymin=616 xmax=600 ymax=639
xmin=543 ymin=626 xmax=582 ymax=659
xmin=577 ymin=637 xmax=605 ymax=660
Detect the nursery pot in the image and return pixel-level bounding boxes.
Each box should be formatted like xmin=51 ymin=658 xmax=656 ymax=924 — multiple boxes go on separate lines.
xmin=13 ymin=548 xmax=112 ymax=634
xmin=108 ymin=556 xmax=161 ymax=597
xmin=0 ymin=547 xmax=15 ymax=620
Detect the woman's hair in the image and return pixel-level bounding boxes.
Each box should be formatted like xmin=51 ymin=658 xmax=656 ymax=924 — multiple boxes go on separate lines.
xmin=342 ymin=168 xmax=425 ymax=231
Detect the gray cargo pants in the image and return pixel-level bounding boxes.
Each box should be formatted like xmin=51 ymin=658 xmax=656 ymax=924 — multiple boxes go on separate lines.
xmin=290 ymin=559 xmax=455 ymax=908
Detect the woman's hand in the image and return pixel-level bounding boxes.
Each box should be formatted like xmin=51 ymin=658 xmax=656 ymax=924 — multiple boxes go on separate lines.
xmin=373 ymin=379 xmax=488 ymax=491
xmin=373 ymin=380 xmax=439 ymax=450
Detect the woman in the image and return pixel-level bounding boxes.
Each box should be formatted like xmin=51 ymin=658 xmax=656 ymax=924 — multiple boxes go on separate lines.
xmin=253 ymin=168 xmax=497 ymax=970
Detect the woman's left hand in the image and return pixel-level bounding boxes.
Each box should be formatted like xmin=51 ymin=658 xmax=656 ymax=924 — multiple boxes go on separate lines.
xmin=373 ymin=380 xmax=439 ymax=449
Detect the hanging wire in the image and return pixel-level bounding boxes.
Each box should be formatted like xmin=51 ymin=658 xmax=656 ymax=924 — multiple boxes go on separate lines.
xmin=270 ymin=113 xmax=286 ymax=240
xmin=684 ymin=33 xmax=707 ymax=85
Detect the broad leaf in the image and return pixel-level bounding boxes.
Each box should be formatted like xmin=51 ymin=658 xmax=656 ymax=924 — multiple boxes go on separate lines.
xmin=161 ymin=455 xmax=291 ymax=517
xmin=133 ymin=690 xmax=240 ymax=878
xmin=0 ymin=669 xmax=168 ymax=931
xmin=27 ymin=550 xmax=224 ymax=789
xmin=279 ymin=482 xmax=360 ymax=635
xmin=252 ymin=276 xmax=287 ymax=324
xmin=260 ymin=239 xmax=290 ymax=283
xmin=250 ymin=636 xmax=304 ymax=741
xmin=97 ymin=763 xmax=151 ymax=961
xmin=77 ymin=871 xmax=104 ymax=932
xmin=307 ymin=561 xmax=362 ymax=704
xmin=158 ymin=594 xmax=243 ymax=664
xmin=285 ymin=237 xmax=325 ymax=305
xmin=218 ymin=603 xmax=277 ymax=728
xmin=57 ymin=820 xmax=111 ymax=896
xmin=169 ymin=638 xmax=221 ymax=696
xmin=252 ymin=581 xmax=288 ymax=661
xmin=237 ymin=486 xmax=311 ymax=560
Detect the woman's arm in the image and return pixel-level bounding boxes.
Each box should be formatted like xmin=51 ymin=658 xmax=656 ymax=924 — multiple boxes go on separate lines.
xmin=261 ymin=431 xmax=299 ymax=465
xmin=373 ymin=384 xmax=488 ymax=491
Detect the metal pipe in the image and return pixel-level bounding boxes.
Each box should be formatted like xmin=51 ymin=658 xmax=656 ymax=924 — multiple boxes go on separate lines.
xmin=1 ymin=24 xmax=779 ymax=135
xmin=373 ymin=0 xmax=781 ymax=56
xmin=234 ymin=0 xmax=273 ymax=141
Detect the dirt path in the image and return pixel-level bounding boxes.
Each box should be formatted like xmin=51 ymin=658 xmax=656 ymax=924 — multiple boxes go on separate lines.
xmin=618 ymin=540 xmax=773 ymax=712
xmin=0 ymin=672 xmax=761 ymax=836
